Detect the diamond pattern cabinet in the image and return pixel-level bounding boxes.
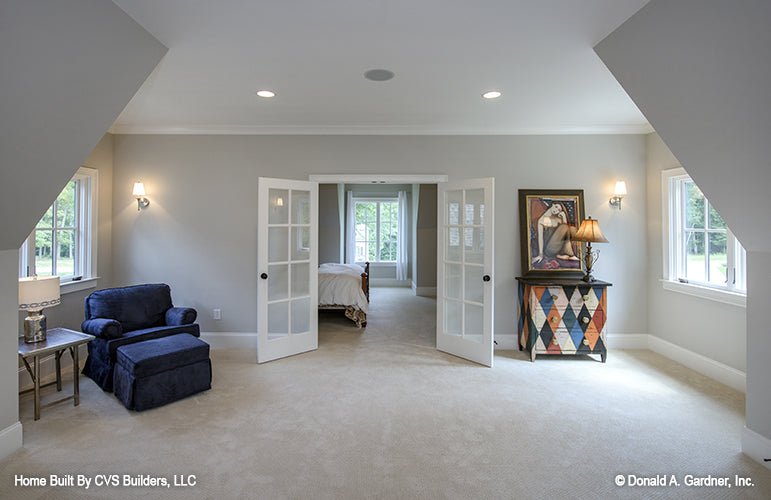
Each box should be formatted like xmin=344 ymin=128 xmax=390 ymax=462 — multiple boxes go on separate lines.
xmin=516 ymin=278 xmax=611 ymax=362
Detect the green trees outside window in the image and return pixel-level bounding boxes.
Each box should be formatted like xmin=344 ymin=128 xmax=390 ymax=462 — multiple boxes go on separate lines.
xmin=354 ymin=200 xmax=398 ymax=262
xmin=34 ymin=181 xmax=78 ymax=277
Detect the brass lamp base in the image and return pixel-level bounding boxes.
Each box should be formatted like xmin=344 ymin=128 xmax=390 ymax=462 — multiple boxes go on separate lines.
xmin=582 ymin=242 xmax=598 ymax=282
xmin=23 ymin=310 xmax=47 ymax=343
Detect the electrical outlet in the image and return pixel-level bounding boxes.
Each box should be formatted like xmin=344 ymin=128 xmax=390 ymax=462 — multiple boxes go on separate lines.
xmin=213 ymin=308 xmax=221 ymax=320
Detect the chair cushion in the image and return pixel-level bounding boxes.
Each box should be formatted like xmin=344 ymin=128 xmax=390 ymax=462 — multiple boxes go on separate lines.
xmin=115 ymin=334 xmax=209 ymax=379
xmin=84 ymin=284 xmax=173 ymax=332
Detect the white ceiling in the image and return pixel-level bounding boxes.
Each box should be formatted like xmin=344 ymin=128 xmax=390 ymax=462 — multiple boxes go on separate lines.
xmin=109 ymin=0 xmax=653 ymax=135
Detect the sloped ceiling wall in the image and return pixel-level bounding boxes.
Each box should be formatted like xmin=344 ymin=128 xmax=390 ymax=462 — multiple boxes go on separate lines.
xmin=595 ymin=0 xmax=771 ymax=462
xmin=595 ymin=0 xmax=771 ymax=253
xmin=0 ymin=0 xmax=167 ymax=250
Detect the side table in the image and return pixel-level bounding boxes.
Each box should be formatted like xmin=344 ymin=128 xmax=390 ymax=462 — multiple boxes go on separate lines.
xmin=18 ymin=328 xmax=95 ymax=420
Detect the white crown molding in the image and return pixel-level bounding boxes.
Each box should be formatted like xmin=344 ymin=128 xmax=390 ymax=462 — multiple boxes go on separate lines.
xmin=108 ymin=123 xmax=654 ymax=136
xmin=310 ymin=174 xmax=448 ymax=183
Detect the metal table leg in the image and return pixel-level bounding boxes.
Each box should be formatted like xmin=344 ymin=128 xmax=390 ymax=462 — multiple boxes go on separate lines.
xmin=55 ymin=350 xmax=62 ymax=391
xmin=33 ymin=355 xmax=40 ymax=421
xmin=72 ymin=346 xmax=80 ymax=406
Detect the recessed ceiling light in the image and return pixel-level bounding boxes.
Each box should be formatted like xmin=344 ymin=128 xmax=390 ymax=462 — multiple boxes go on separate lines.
xmin=482 ymin=90 xmax=502 ymax=99
xmin=256 ymin=90 xmax=276 ymax=98
xmin=364 ymin=69 xmax=395 ymax=82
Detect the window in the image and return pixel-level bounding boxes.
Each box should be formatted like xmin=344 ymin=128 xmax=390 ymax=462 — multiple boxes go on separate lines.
xmin=20 ymin=167 xmax=97 ymax=287
xmin=663 ymin=168 xmax=746 ymax=302
xmin=353 ymin=199 xmax=398 ymax=262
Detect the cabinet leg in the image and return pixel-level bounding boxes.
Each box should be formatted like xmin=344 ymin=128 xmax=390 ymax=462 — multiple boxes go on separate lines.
xmin=601 ymin=352 xmax=607 ymax=363
xmin=530 ymin=349 xmax=536 ymax=362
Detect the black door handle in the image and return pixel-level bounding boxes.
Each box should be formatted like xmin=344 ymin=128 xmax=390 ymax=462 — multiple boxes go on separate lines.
xmin=483 ymin=275 xmax=491 ymax=282
xmin=260 ymin=273 xmax=268 ymax=280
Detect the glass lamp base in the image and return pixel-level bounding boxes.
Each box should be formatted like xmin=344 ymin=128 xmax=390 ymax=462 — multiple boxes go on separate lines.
xmin=24 ymin=311 xmax=47 ymax=343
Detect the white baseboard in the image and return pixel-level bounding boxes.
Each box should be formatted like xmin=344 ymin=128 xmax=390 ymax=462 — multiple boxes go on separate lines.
xmin=0 ymin=421 xmax=23 ymax=461
xmin=741 ymin=426 xmax=771 ymax=470
xmin=18 ymin=344 xmax=89 ymax=392
xmin=414 ymin=286 xmax=436 ymax=297
xmin=606 ymin=333 xmax=649 ymax=349
xmin=648 ymin=335 xmax=746 ymax=393
xmin=370 ymin=279 xmax=411 ymax=287
xmin=493 ymin=334 xmax=517 ymax=350
xmin=201 ymin=332 xmax=258 ymax=350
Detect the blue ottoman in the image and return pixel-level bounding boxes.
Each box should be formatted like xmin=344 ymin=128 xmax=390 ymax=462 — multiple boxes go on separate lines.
xmin=113 ymin=333 xmax=211 ymax=411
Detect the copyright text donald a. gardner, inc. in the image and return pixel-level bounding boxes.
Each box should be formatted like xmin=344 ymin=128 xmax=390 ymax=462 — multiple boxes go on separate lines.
xmin=614 ymin=474 xmax=754 ymax=488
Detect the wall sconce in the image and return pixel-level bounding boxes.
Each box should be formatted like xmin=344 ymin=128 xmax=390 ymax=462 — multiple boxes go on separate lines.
xmin=132 ymin=182 xmax=150 ymax=211
xmin=609 ymin=180 xmax=627 ymax=210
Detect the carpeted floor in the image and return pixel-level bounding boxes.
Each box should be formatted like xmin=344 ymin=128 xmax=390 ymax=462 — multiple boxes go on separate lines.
xmin=2 ymin=287 xmax=770 ymax=499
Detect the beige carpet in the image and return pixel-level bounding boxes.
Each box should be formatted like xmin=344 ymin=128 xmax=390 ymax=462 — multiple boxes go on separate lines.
xmin=2 ymin=287 xmax=770 ymax=499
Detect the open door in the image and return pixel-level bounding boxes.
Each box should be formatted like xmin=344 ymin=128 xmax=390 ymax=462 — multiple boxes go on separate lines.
xmin=257 ymin=178 xmax=318 ymax=363
xmin=437 ymin=178 xmax=494 ymax=366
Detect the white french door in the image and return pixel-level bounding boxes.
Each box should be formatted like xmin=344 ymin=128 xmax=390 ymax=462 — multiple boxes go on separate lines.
xmin=257 ymin=178 xmax=318 ymax=363
xmin=436 ymin=178 xmax=494 ymax=367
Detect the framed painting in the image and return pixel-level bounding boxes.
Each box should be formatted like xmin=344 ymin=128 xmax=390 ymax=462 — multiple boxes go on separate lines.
xmin=519 ymin=189 xmax=585 ymax=278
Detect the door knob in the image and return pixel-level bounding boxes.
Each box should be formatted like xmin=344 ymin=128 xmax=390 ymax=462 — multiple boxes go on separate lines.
xmin=482 ymin=275 xmax=491 ymax=282
xmin=260 ymin=273 xmax=268 ymax=280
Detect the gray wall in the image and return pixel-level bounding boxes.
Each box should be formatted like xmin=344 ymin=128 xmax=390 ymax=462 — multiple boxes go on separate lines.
xmin=111 ymin=134 xmax=648 ymax=344
xmin=318 ymin=184 xmax=341 ymax=264
xmin=0 ymin=1 xmax=166 ymax=460
xmin=416 ymin=185 xmax=437 ymax=292
xmin=646 ymin=134 xmax=746 ymax=371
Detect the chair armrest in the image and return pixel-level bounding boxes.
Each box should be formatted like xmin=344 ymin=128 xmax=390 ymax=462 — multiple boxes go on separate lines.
xmin=81 ymin=318 xmax=123 ymax=340
xmin=166 ymin=307 xmax=197 ymax=326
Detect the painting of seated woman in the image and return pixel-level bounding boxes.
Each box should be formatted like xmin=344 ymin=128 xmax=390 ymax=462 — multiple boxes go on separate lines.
xmin=519 ymin=189 xmax=585 ymax=277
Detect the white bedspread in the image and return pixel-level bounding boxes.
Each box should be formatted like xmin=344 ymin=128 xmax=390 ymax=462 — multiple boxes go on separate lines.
xmin=318 ymin=263 xmax=369 ymax=314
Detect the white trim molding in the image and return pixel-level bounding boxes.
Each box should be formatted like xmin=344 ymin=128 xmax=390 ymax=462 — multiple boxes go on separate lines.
xmin=0 ymin=422 xmax=23 ymax=461
xmin=741 ymin=427 xmax=771 ymax=470
xmin=661 ymin=279 xmax=746 ymax=307
xmin=605 ymin=333 xmax=649 ymax=350
xmin=200 ymin=332 xmax=258 ymax=350
xmin=648 ymin=335 xmax=746 ymax=393
xmin=309 ymin=174 xmax=448 ymax=184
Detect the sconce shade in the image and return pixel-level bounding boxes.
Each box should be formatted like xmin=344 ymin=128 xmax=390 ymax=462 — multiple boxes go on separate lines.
xmin=614 ymin=181 xmax=627 ymax=197
xmin=132 ymin=182 xmax=146 ymax=197
xmin=19 ymin=275 xmax=61 ymax=310
xmin=572 ymin=217 xmax=609 ymax=243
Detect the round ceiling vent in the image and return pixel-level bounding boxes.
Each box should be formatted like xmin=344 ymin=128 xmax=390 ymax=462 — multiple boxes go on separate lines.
xmin=364 ymin=69 xmax=395 ymax=82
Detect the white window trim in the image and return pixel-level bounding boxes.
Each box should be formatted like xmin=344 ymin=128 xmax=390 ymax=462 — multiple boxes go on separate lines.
xmin=661 ymin=167 xmax=746 ymax=307
xmin=20 ymin=166 xmax=99 ymax=294
xmin=353 ymin=197 xmax=399 ymax=264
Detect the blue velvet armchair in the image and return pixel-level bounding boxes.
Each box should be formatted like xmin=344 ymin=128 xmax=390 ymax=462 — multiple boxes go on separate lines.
xmin=81 ymin=284 xmax=200 ymax=392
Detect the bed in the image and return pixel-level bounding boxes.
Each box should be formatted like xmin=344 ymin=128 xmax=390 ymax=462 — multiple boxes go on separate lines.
xmin=318 ymin=262 xmax=370 ymax=327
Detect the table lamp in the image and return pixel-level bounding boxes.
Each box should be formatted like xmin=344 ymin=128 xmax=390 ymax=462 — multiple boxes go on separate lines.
xmin=19 ymin=275 xmax=60 ymax=343
xmin=572 ymin=217 xmax=609 ymax=282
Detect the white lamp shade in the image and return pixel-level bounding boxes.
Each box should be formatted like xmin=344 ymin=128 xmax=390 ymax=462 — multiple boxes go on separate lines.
xmin=614 ymin=181 xmax=627 ymax=196
xmin=132 ymin=182 xmax=146 ymax=197
xmin=19 ymin=276 xmax=61 ymax=310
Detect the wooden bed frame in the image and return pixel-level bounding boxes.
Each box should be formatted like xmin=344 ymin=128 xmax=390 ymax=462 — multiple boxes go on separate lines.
xmin=319 ymin=262 xmax=370 ymax=327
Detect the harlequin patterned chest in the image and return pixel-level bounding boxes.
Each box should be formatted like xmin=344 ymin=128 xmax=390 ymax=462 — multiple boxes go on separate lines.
xmin=516 ymin=278 xmax=611 ymax=362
